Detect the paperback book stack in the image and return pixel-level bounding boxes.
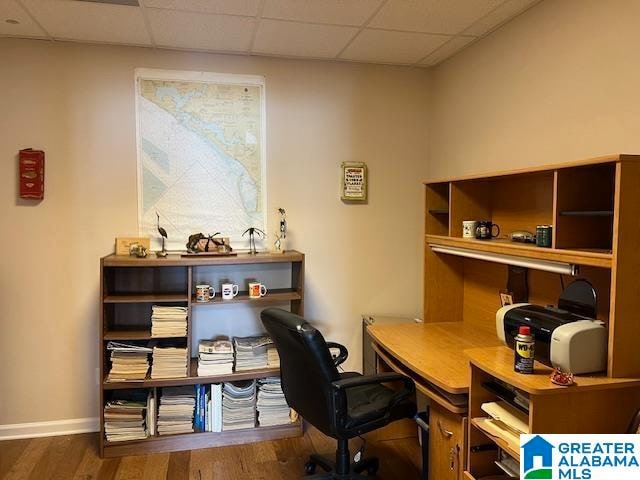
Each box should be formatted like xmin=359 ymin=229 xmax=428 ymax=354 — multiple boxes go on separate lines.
xmin=157 ymin=386 xmax=196 ymax=435
xmin=197 ymin=339 xmax=234 ymax=376
xmin=103 ymin=392 xmax=149 ymax=442
xmin=233 ymin=336 xmax=272 ymax=371
xmin=151 ymin=345 xmax=188 ymax=379
xmin=222 ymin=380 xmax=256 ymax=431
xmin=267 ymin=346 xmax=280 ymax=369
xmin=106 ymin=342 xmax=152 ymax=382
xmin=257 ymin=377 xmax=292 ymax=427
xmin=151 ymin=305 xmax=187 ymax=337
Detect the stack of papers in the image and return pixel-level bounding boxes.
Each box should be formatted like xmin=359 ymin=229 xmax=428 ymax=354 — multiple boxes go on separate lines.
xmin=267 ymin=347 xmax=280 ymax=369
xmin=105 ymin=342 xmax=152 ymax=382
xmin=222 ymin=380 xmax=256 ymax=431
xmin=151 ymin=346 xmax=188 ymax=379
xmin=198 ymin=339 xmax=234 ymax=376
xmin=234 ymin=336 xmax=272 ymax=371
xmin=104 ymin=393 xmax=149 ymax=442
xmin=257 ymin=377 xmax=292 ymax=427
xmin=151 ymin=305 xmax=187 ymax=337
xmin=157 ymin=386 xmax=196 ymax=435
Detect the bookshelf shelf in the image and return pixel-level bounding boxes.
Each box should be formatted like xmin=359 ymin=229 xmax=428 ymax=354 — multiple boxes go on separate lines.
xmin=99 ymin=251 xmax=305 ymax=457
xmin=103 ymin=364 xmax=282 ymax=390
xmin=103 ymin=293 xmax=189 ymax=304
xmin=191 ymin=288 xmax=302 ymax=307
xmin=102 ymin=420 xmax=303 ymax=457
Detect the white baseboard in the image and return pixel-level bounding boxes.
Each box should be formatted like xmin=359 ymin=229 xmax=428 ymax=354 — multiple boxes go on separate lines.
xmin=0 ymin=417 xmax=99 ymax=441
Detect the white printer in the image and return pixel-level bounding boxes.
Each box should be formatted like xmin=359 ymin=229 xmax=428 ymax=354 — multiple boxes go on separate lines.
xmin=495 ymin=280 xmax=608 ymax=374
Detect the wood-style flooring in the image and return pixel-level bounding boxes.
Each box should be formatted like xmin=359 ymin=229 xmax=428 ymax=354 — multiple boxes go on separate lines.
xmin=0 ymin=426 xmax=421 ymax=479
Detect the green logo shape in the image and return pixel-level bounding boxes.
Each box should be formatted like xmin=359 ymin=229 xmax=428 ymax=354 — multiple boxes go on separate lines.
xmin=524 ymin=468 xmax=553 ymax=479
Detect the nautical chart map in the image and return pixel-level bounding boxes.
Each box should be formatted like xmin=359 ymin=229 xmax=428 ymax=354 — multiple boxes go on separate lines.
xmin=136 ymin=69 xmax=266 ymax=250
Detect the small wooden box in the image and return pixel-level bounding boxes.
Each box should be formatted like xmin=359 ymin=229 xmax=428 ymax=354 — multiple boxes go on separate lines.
xmin=115 ymin=237 xmax=150 ymax=256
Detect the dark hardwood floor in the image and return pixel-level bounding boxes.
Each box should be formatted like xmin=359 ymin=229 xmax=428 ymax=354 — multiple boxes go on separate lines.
xmin=0 ymin=426 xmax=421 ymax=479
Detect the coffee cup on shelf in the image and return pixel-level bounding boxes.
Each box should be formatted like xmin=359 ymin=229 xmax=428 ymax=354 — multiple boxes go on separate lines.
xmin=195 ymin=284 xmax=215 ymax=303
xmin=462 ymin=220 xmax=479 ymax=239
xmin=248 ymin=282 xmax=267 ymax=298
xmin=221 ymin=283 xmax=239 ymax=300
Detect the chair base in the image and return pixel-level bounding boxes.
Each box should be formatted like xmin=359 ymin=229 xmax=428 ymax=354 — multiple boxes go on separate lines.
xmin=304 ymin=453 xmax=379 ymax=479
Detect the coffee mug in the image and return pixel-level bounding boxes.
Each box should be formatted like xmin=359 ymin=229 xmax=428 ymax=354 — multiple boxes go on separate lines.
xmin=195 ymin=284 xmax=215 ymax=302
xmin=221 ymin=283 xmax=239 ymax=300
xmin=462 ymin=220 xmax=479 ymax=239
xmin=248 ymin=282 xmax=267 ymax=298
xmin=475 ymin=221 xmax=500 ymax=240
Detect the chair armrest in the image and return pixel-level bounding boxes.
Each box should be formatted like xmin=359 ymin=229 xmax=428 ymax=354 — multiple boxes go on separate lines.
xmin=331 ymin=372 xmax=414 ymax=392
xmin=326 ymin=341 xmax=348 ymax=367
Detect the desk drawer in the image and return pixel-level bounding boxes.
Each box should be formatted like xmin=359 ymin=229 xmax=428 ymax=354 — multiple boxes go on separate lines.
xmin=429 ymin=403 xmax=466 ymax=480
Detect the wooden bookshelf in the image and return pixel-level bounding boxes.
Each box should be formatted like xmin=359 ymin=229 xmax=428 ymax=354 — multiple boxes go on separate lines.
xmin=423 ymin=154 xmax=640 ymax=378
xmin=99 ymin=251 xmax=305 ymax=457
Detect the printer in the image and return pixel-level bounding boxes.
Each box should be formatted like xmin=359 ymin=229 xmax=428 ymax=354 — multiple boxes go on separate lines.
xmin=495 ymin=280 xmax=608 ymax=374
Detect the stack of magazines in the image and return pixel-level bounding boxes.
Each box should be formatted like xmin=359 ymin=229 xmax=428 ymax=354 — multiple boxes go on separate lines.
xmin=197 ymin=338 xmax=234 ymax=376
xmin=257 ymin=377 xmax=292 ymax=427
xmin=103 ymin=392 xmax=150 ymax=442
xmin=157 ymin=386 xmax=196 ymax=435
xmin=106 ymin=342 xmax=152 ymax=382
xmin=151 ymin=305 xmax=187 ymax=337
xmin=233 ymin=336 xmax=272 ymax=371
xmin=151 ymin=345 xmax=188 ymax=379
xmin=222 ymin=380 xmax=256 ymax=431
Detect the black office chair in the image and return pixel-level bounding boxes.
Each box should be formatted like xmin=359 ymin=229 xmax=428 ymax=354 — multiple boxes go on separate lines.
xmin=261 ymin=308 xmax=416 ymax=478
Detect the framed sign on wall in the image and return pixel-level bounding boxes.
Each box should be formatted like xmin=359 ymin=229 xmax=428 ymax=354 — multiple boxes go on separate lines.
xmin=340 ymin=162 xmax=367 ymax=202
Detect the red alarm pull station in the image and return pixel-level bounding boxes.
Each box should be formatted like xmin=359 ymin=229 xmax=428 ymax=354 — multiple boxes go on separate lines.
xmin=19 ymin=148 xmax=45 ymax=200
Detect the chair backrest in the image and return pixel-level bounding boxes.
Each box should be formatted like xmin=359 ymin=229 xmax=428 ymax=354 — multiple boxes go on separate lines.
xmin=260 ymin=308 xmax=340 ymax=435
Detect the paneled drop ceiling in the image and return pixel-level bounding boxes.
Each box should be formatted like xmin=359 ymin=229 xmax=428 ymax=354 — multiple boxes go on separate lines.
xmin=0 ymin=0 xmax=540 ymax=67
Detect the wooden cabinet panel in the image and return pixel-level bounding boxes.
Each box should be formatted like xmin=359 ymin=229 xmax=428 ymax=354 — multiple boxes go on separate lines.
xmin=429 ymin=403 xmax=466 ymax=480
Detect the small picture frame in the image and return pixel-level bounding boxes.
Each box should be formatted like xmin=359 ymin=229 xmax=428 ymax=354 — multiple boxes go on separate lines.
xmin=341 ymin=162 xmax=367 ymax=201
xmin=499 ymin=290 xmax=514 ymax=307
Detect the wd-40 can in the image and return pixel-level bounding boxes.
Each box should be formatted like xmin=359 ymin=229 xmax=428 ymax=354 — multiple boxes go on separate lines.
xmin=514 ymin=325 xmax=535 ymax=374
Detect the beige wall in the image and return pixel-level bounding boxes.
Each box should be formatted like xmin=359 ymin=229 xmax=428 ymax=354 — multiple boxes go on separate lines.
xmin=0 ymin=38 xmax=429 ymax=425
xmin=429 ymin=0 xmax=640 ymax=179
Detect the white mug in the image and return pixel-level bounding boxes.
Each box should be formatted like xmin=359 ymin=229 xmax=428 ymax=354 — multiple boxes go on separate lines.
xmin=248 ymin=282 xmax=267 ymax=298
xmin=221 ymin=283 xmax=239 ymax=300
xmin=462 ymin=220 xmax=479 ymax=239
xmin=195 ymin=284 xmax=215 ymax=303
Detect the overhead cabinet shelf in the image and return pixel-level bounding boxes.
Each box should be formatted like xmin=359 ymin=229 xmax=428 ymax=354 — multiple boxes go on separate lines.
xmin=423 ymin=154 xmax=640 ymax=378
xmin=426 ymin=235 xmax=613 ymax=269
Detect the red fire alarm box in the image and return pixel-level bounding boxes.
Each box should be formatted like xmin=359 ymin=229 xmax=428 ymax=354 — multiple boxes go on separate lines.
xmin=19 ymin=148 xmax=45 ymax=200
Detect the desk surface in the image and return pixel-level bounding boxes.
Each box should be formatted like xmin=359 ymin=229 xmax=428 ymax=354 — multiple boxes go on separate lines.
xmin=367 ymin=321 xmax=502 ymax=394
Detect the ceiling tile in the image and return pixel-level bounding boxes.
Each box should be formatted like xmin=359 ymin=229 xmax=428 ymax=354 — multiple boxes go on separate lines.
xmin=253 ymin=19 xmax=357 ymax=58
xmin=340 ymin=29 xmax=451 ymax=65
xmin=463 ymin=0 xmax=539 ymax=36
xmin=0 ymin=0 xmax=47 ymax=37
xmin=420 ymin=35 xmax=475 ymax=66
xmin=141 ymin=0 xmax=260 ymax=17
xmin=22 ymin=0 xmax=151 ymax=44
xmin=370 ymin=0 xmax=502 ymax=35
xmin=147 ymin=8 xmax=254 ymax=51
xmin=262 ymin=0 xmax=382 ymax=26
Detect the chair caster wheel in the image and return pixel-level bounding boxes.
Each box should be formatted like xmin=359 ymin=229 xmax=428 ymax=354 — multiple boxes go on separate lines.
xmin=304 ymin=461 xmax=317 ymax=475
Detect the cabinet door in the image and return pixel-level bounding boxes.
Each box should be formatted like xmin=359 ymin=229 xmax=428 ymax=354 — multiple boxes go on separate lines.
xmin=429 ymin=403 xmax=466 ymax=480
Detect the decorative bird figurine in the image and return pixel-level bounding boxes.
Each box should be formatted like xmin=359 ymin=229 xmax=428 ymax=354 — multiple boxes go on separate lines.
xmin=156 ymin=211 xmax=168 ymax=258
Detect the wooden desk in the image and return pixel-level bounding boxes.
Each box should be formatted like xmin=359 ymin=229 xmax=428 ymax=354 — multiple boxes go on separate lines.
xmin=367 ymin=322 xmax=502 ymax=396
xmin=367 ymin=322 xmax=502 ymax=480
